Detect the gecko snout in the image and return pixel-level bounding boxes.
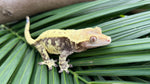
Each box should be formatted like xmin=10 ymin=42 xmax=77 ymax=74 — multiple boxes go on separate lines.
xmin=105 ymin=37 xmax=111 ymax=44
xmin=106 ymin=37 xmax=111 ymax=43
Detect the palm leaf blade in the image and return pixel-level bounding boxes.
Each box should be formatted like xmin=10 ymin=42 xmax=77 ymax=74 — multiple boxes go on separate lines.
xmin=76 ymin=65 xmax=150 ymax=76
xmin=31 ymin=0 xmax=150 ymax=37
xmin=0 ymin=0 xmax=150 ymax=84
xmin=0 ymin=42 xmax=27 ymax=84
xmin=33 ymin=56 xmax=48 ymax=84
xmin=12 ymin=48 xmax=35 ymax=84
xmin=0 ymin=38 xmax=19 ymax=60
xmin=49 ymin=67 xmax=60 ymax=84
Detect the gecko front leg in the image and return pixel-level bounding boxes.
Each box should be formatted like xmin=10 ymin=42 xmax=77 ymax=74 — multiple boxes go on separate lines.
xmin=34 ymin=43 xmax=57 ymax=70
xmin=59 ymin=51 xmax=73 ymax=73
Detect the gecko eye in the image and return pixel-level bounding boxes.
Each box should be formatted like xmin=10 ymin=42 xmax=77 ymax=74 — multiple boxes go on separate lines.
xmin=90 ymin=36 xmax=97 ymax=43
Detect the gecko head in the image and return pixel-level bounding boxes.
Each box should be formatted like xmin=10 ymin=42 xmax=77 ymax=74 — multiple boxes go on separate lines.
xmin=81 ymin=27 xmax=111 ymax=49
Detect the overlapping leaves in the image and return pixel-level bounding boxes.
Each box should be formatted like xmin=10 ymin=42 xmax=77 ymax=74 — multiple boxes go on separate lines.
xmin=0 ymin=0 xmax=150 ymax=84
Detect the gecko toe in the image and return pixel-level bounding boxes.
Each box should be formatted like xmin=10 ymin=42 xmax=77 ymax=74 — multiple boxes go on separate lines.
xmin=54 ymin=60 xmax=57 ymax=62
xmin=67 ymin=59 xmax=70 ymax=62
xmin=59 ymin=70 xmax=63 ymax=73
xmin=48 ymin=67 xmax=53 ymax=70
xmin=65 ymin=70 xmax=69 ymax=74
xmin=38 ymin=61 xmax=45 ymax=65
xmin=69 ymin=64 xmax=73 ymax=68
xmin=54 ymin=64 xmax=58 ymax=67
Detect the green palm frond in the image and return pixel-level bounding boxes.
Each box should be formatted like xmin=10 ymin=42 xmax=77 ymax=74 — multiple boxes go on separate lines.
xmin=1 ymin=0 xmax=150 ymax=84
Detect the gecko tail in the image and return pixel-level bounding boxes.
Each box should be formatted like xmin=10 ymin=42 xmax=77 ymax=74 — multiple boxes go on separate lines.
xmin=24 ymin=16 xmax=36 ymax=45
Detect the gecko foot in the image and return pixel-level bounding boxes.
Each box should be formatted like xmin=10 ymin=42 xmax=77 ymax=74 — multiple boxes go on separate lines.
xmin=59 ymin=61 xmax=72 ymax=73
xmin=38 ymin=59 xmax=57 ymax=70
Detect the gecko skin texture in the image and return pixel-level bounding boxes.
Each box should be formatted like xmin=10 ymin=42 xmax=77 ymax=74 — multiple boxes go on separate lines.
xmin=24 ymin=16 xmax=111 ymax=73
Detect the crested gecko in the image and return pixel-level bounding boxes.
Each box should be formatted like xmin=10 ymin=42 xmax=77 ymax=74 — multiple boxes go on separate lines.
xmin=24 ymin=16 xmax=111 ymax=73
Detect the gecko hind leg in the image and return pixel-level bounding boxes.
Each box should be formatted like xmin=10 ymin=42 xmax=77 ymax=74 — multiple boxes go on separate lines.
xmin=59 ymin=51 xmax=73 ymax=73
xmin=35 ymin=43 xmax=57 ymax=70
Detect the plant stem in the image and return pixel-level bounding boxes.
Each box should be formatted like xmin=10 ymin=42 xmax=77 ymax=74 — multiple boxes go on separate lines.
xmin=1 ymin=24 xmax=26 ymax=42
xmin=69 ymin=70 xmax=89 ymax=84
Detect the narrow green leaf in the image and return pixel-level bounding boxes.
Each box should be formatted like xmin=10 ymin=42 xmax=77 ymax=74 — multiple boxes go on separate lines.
xmin=30 ymin=0 xmax=110 ymax=29
xmin=61 ymin=72 xmax=73 ymax=84
xmin=0 ymin=42 xmax=27 ymax=84
xmin=68 ymin=74 xmax=74 ymax=84
xmin=0 ymin=33 xmax=14 ymax=44
xmin=104 ymin=17 xmax=150 ymax=35
xmin=100 ymin=11 xmax=150 ymax=31
xmin=92 ymin=76 xmax=102 ymax=81
xmin=30 ymin=2 xmax=85 ymax=21
xmin=79 ymin=81 xmax=84 ymax=84
xmin=11 ymin=1 xmax=88 ymax=30
xmin=76 ymin=65 xmax=150 ymax=76
xmin=34 ymin=56 xmax=48 ymax=84
xmin=0 ymin=38 xmax=19 ymax=60
xmin=98 ymin=11 xmax=150 ymax=41
xmin=12 ymin=48 xmax=35 ymax=84
xmin=32 ymin=0 xmax=150 ymax=37
xmin=110 ymin=24 xmax=150 ymax=38
xmin=1 ymin=0 xmax=150 ymax=83
xmin=128 ymin=77 xmax=150 ymax=83
xmin=0 ymin=30 xmax=8 ymax=36
xmin=111 ymin=76 xmax=123 ymax=81
xmin=29 ymin=53 xmax=39 ymax=84
xmin=88 ymin=81 xmax=143 ymax=84
xmin=17 ymin=0 xmax=109 ymax=34
xmin=74 ymin=0 xmax=132 ymax=16
xmin=117 ymin=26 xmax=150 ymax=41
xmin=49 ymin=67 xmax=60 ymax=84
xmin=11 ymin=0 xmax=137 ymax=31
xmin=82 ymin=76 xmax=92 ymax=82
xmin=71 ymin=51 xmax=150 ymax=66
xmin=74 ymin=74 xmax=79 ymax=84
